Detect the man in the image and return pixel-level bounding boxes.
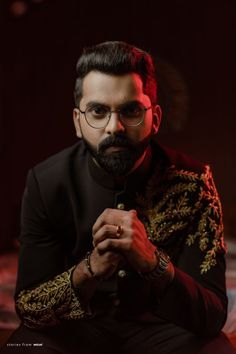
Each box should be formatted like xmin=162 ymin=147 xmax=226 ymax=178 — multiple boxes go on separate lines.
xmin=2 ymin=41 xmax=236 ymax=353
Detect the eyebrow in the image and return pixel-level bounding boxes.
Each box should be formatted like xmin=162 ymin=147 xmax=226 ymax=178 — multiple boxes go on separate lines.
xmin=85 ymin=100 xmax=143 ymax=109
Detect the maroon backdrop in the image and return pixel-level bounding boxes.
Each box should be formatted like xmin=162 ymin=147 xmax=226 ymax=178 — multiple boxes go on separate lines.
xmin=1 ymin=0 xmax=236 ymax=251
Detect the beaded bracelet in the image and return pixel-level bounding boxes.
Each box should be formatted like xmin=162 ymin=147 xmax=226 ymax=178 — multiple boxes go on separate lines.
xmin=85 ymin=251 xmax=95 ymax=277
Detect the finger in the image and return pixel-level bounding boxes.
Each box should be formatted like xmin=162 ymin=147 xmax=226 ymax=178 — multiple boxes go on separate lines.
xmin=92 ymin=208 xmax=127 ymax=235
xmin=93 ymin=224 xmax=124 ymax=247
xmin=92 ymin=249 xmax=121 ymax=263
xmin=90 ymin=250 xmax=122 ymax=279
xmin=96 ymin=238 xmax=129 ymax=254
xmin=129 ymin=209 xmax=137 ymax=215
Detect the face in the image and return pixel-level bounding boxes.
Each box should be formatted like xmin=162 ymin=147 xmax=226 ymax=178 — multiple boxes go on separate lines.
xmin=73 ymin=71 xmax=161 ymax=176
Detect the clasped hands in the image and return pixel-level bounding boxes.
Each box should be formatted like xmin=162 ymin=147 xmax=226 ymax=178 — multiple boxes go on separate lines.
xmin=89 ymin=208 xmax=157 ymax=279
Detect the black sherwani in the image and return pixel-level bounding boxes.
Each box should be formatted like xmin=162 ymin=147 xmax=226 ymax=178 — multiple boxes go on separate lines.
xmin=3 ymin=139 xmax=236 ymax=354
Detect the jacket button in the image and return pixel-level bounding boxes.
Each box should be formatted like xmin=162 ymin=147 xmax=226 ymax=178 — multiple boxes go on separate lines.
xmin=118 ymin=269 xmax=127 ymax=278
xmin=117 ymin=203 xmax=125 ymax=210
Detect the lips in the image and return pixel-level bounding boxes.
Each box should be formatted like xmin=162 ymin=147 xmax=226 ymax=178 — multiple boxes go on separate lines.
xmin=104 ymin=146 xmax=128 ymax=154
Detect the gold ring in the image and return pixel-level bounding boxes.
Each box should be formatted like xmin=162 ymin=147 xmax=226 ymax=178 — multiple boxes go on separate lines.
xmin=116 ymin=225 xmax=123 ymax=237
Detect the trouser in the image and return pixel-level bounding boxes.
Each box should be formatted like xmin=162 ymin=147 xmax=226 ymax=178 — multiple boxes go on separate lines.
xmin=1 ymin=315 xmax=236 ymax=354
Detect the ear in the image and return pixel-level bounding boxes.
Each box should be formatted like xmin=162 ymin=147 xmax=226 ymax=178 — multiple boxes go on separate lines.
xmin=152 ymin=105 xmax=162 ymax=135
xmin=73 ymin=108 xmax=82 ymax=138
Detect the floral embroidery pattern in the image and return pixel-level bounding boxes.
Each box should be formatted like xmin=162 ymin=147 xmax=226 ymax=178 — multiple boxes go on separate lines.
xmin=16 ymin=267 xmax=86 ymax=328
xmin=137 ymin=164 xmax=225 ymax=274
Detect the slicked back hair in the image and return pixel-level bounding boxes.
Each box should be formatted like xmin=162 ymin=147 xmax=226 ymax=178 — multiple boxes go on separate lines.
xmin=74 ymin=41 xmax=157 ymax=107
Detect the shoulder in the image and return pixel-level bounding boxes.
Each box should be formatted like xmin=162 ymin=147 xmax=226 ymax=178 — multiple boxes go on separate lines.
xmin=32 ymin=140 xmax=86 ymax=178
xmin=24 ymin=140 xmax=88 ymax=215
xmin=152 ymin=141 xmax=206 ymax=175
xmin=25 ymin=140 xmax=88 ymax=193
xmin=140 ymin=142 xmax=225 ymax=273
xmin=149 ymin=141 xmax=216 ymax=196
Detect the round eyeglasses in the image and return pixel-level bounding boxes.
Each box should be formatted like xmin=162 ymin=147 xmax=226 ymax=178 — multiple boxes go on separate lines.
xmin=78 ymin=104 xmax=152 ymax=129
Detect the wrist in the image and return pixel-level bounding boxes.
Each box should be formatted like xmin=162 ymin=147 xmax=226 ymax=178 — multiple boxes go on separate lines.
xmin=84 ymin=251 xmax=95 ymax=277
xmin=71 ymin=261 xmax=90 ymax=288
xmin=71 ymin=261 xmax=100 ymax=317
xmin=72 ymin=255 xmax=101 ymax=289
xmin=139 ymin=248 xmax=172 ymax=280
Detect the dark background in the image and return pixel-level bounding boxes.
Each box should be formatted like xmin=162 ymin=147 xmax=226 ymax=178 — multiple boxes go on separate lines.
xmin=1 ymin=0 xmax=236 ymax=251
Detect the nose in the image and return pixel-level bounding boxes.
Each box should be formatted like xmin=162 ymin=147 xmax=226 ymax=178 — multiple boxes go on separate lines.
xmin=105 ymin=111 xmax=125 ymax=134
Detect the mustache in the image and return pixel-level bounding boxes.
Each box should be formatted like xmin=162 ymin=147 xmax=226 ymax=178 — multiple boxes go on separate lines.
xmin=98 ymin=135 xmax=134 ymax=152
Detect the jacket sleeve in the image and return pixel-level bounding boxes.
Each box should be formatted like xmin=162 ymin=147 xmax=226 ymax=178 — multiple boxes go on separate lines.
xmin=15 ymin=266 xmax=87 ymax=328
xmin=142 ymin=165 xmax=227 ymax=336
xmin=15 ymin=169 xmax=87 ymax=328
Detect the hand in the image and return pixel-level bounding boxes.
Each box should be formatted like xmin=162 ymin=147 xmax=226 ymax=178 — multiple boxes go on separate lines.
xmin=89 ymin=248 xmax=122 ymax=279
xmin=92 ymin=208 xmax=157 ymax=273
xmin=72 ymin=248 xmax=122 ymax=290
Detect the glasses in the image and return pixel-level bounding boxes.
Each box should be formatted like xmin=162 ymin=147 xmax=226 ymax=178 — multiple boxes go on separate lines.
xmin=78 ymin=103 xmax=152 ymax=129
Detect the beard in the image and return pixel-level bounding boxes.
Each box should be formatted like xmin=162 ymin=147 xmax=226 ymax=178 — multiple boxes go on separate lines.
xmin=83 ymin=134 xmax=151 ymax=176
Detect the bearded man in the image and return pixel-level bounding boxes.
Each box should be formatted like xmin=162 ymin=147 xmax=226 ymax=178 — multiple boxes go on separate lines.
xmin=2 ymin=41 xmax=235 ymax=354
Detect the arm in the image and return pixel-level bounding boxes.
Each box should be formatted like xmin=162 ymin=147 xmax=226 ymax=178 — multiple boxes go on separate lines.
xmin=91 ymin=166 xmax=227 ymax=336
xmin=15 ymin=169 xmax=86 ymax=328
xmin=145 ymin=165 xmax=227 ymax=336
xmin=152 ymin=246 xmax=227 ymax=337
xmin=15 ymin=169 xmax=121 ymax=328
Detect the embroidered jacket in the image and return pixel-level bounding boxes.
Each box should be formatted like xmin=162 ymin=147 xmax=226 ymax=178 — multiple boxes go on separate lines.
xmin=15 ymin=140 xmax=227 ymax=336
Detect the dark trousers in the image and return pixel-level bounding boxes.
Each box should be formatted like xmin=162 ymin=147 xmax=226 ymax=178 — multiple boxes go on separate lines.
xmin=1 ymin=314 xmax=236 ymax=354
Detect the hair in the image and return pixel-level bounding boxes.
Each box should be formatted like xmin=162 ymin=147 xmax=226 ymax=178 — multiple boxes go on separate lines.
xmin=74 ymin=41 xmax=157 ymax=107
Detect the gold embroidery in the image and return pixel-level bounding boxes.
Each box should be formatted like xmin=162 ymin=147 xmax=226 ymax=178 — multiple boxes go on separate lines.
xmin=16 ymin=267 xmax=86 ymax=328
xmin=137 ymin=164 xmax=225 ymax=274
